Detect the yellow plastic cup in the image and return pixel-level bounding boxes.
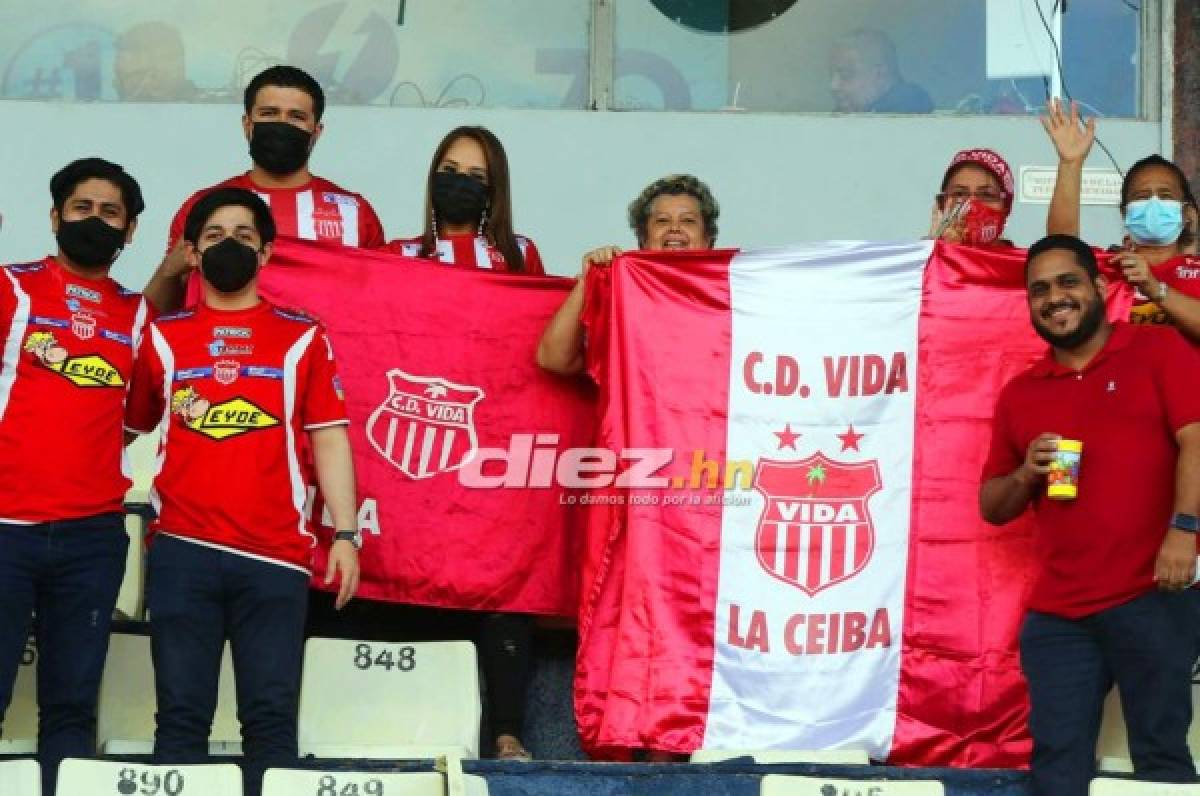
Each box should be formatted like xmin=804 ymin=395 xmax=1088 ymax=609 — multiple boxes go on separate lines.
xmin=1047 ymin=439 xmax=1083 ymax=500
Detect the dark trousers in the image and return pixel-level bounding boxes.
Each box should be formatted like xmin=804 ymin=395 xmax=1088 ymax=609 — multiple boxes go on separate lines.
xmin=0 ymin=513 xmax=128 ymax=795
xmin=148 ymin=535 xmax=308 ymax=796
xmin=1020 ymin=590 xmax=1200 ymax=796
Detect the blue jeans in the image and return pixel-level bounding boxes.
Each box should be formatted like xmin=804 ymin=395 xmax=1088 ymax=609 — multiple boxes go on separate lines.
xmin=1020 ymin=590 xmax=1200 ymax=796
xmin=0 ymin=513 xmax=128 ymax=794
xmin=148 ymin=534 xmax=308 ymax=796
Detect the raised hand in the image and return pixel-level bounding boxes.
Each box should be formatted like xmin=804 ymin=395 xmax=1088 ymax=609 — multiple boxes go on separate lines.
xmin=1040 ymin=98 xmax=1096 ymax=165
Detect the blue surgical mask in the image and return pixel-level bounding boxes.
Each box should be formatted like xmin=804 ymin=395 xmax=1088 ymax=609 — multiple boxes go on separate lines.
xmin=1124 ymin=197 xmax=1185 ymax=246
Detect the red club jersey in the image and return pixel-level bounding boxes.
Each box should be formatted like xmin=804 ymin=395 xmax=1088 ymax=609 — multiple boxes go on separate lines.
xmin=0 ymin=257 xmax=149 ymax=523
xmin=126 ymin=300 xmax=347 ymax=571
xmin=170 ymin=174 xmax=387 ymax=307
xmin=982 ymin=323 xmax=1200 ymax=618
xmin=385 ymin=233 xmax=545 ymax=274
xmin=1129 ymin=254 xmax=1200 ymax=325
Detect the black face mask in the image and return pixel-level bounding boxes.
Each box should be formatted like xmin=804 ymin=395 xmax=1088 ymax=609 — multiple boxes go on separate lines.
xmin=56 ymin=216 xmax=126 ymax=268
xmin=249 ymin=122 xmax=313 ymax=176
xmin=201 ymin=238 xmax=260 ymax=294
xmin=431 ymin=171 xmax=489 ymax=226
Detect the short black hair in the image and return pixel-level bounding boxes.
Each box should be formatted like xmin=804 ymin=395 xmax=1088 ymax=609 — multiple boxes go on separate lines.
xmin=183 ymin=187 xmax=276 ymax=245
xmin=50 ymin=158 xmax=145 ymax=220
xmin=243 ymin=65 xmax=325 ymax=121
xmin=1120 ymin=155 xmax=1198 ymax=212
xmin=1025 ymin=234 xmax=1099 ymax=281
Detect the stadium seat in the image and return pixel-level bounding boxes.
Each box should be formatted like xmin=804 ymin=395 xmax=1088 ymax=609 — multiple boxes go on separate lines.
xmin=56 ymin=758 xmax=241 ymax=795
xmin=1090 ymin=778 xmax=1200 ymax=794
xmin=298 ymin=638 xmax=481 ymax=759
xmin=300 ymin=743 xmax=470 ymax=759
xmin=691 ymin=748 xmax=870 ymax=764
xmin=97 ymin=632 xmax=242 ymax=755
xmin=0 ymin=759 xmax=40 ymax=794
xmin=462 ymin=774 xmax=490 ymax=796
xmin=262 ymin=768 xmax=444 ymax=795
xmin=1096 ymin=686 xmax=1200 ymax=774
xmin=761 ymin=775 xmax=945 ymax=795
xmin=0 ymin=635 xmax=38 ymax=754
xmin=114 ymin=504 xmax=152 ymax=621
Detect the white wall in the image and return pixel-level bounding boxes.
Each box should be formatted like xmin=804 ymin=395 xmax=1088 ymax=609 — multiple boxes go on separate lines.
xmin=0 ymin=100 xmax=1163 ymax=287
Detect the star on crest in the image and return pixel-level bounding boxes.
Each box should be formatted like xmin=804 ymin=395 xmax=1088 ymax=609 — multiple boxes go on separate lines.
xmin=773 ymin=423 xmax=801 ymax=450
xmin=837 ymin=424 xmax=865 ymax=452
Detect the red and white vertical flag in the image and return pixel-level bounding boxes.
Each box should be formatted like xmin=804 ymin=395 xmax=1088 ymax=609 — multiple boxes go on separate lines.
xmin=576 ymin=241 xmax=1130 ymax=766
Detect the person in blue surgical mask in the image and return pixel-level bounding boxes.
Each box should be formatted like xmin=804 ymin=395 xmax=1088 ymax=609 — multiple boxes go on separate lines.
xmin=1043 ymin=99 xmax=1200 ymax=341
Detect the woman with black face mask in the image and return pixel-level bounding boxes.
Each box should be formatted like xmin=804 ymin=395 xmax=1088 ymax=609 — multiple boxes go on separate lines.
xmin=386 ymin=126 xmax=544 ymax=274
xmin=379 ymin=127 xmax=541 ymax=761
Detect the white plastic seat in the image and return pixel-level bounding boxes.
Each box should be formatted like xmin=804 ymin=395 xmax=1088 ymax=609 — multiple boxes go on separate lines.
xmin=0 ymin=635 xmax=38 ymax=753
xmin=300 ymin=743 xmax=469 ymax=760
xmin=0 ymin=759 xmax=40 ymax=794
xmin=114 ymin=507 xmax=150 ymax=621
xmin=56 ymin=759 xmax=241 ymax=795
xmin=761 ymin=775 xmax=945 ymax=795
xmin=298 ymin=638 xmax=481 ymax=759
xmin=691 ymin=748 xmax=870 ymax=764
xmin=97 ymin=632 xmax=241 ymax=754
xmin=1091 ymin=778 xmax=1200 ymax=795
xmin=1097 ymin=686 xmax=1200 ymax=774
xmin=463 ymin=774 xmax=490 ymax=796
xmin=262 ymin=768 xmax=444 ymax=795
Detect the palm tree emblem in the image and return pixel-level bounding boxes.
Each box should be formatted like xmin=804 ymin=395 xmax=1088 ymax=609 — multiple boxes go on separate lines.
xmin=806 ymin=464 xmax=827 ymax=490
xmin=424 ymin=384 xmax=448 ymax=399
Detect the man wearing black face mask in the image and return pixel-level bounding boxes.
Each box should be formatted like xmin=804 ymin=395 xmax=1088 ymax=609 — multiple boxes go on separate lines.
xmin=0 ymin=158 xmax=148 ymax=794
xmin=981 ymin=235 xmax=1200 ymax=796
xmin=126 ymin=188 xmax=359 ymax=796
xmin=144 ymin=65 xmax=385 ymax=314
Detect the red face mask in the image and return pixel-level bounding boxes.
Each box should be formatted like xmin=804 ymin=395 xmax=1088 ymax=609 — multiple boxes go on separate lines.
xmin=960 ymin=200 xmax=1009 ymax=245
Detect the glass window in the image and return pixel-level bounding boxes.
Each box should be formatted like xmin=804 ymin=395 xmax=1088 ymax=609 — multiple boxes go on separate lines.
xmin=612 ymin=0 xmax=1146 ymax=118
xmin=0 ymin=1 xmax=591 ymax=108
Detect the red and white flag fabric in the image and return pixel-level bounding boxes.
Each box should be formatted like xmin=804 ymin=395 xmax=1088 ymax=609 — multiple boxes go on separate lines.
xmin=257 ymin=238 xmax=594 ymax=616
xmin=576 ymin=241 xmax=1131 ymax=765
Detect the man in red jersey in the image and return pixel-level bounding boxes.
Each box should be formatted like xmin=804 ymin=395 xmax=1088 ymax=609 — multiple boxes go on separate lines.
xmin=126 ymin=188 xmax=359 ymax=796
xmin=143 ymin=65 xmax=385 ymax=312
xmin=0 ymin=158 xmax=149 ymax=793
xmin=980 ymin=234 xmax=1200 ymax=796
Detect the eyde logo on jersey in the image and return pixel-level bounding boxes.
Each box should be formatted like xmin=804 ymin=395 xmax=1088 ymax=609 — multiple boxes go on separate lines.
xmin=366 ymin=369 xmax=484 ymax=480
xmin=171 ymin=388 xmax=280 ymax=440
xmin=753 ymin=453 xmax=881 ymax=596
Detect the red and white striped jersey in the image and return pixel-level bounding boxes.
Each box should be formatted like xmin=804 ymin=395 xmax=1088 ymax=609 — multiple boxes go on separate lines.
xmin=125 ymin=300 xmax=347 ymax=572
xmin=171 ymin=174 xmax=387 ymax=308
xmin=169 ymin=173 xmax=385 ymax=250
xmin=386 ymin=233 xmax=545 ymax=275
xmin=0 ymin=256 xmax=149 ymax=523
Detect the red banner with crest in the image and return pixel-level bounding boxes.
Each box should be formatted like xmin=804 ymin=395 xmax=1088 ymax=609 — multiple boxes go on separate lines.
xmin=258 ymin=238 xmax=593 ymax=616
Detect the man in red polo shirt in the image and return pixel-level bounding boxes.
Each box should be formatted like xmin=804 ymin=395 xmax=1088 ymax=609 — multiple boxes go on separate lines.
xmin=143 ymin=65 xmax=385 ymax=312
xmin=126 ymin=187 xmax=360 ymax=796
xmin=980 ymin=234 xmax=1200 ymax=796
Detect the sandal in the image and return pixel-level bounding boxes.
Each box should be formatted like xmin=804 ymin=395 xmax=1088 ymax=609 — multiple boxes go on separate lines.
xmin=495 ymin=734 xmax=533 ymax=761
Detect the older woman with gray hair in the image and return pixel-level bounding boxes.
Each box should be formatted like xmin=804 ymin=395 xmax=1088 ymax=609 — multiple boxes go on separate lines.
xmin=536 ymin=174 xmax=719 ymax=375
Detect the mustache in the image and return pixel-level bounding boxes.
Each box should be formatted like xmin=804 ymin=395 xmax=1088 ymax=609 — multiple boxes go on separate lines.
xmin=1041 ymin=300 xmax=1080 ymax=318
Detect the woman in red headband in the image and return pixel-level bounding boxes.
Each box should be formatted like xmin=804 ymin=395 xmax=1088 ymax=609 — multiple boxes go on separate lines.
xmin=928 ymin=148 xmax=1016 ymax=247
